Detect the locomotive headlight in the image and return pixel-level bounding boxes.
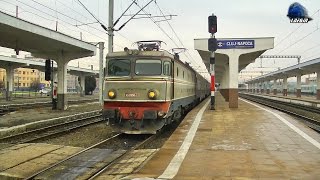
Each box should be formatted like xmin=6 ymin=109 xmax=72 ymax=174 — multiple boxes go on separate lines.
xmin=148 ymin=90 xmax=157 ymax=99
xmin=108 ymin=89 xmax=116 ymax=99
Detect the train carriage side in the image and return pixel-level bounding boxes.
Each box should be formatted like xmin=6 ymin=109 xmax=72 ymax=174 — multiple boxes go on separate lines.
xmin=170 ymin=58 xmax=197 ymax=119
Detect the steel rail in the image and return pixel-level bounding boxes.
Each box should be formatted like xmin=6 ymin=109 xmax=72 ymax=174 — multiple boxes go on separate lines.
xmin=23 ymin=133 xmax=122 ymax=180
xmin=240 ymin=94 xmax=320 ymax=132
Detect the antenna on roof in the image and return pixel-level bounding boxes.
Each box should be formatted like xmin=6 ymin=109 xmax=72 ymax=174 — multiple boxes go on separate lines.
xmin=133 ymin=40 xmax=166 ymax=51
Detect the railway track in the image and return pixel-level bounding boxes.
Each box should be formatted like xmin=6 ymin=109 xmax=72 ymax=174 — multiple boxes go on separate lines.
xmin=23 ymin=133 xmax=157 ymax=180
xmin=239 ymin=93 xmax=320 ymax=132
xmin=0 ymin=98 xmax=98 ymax=115
xmin=0 ymin=112 xmax=103 ymax=146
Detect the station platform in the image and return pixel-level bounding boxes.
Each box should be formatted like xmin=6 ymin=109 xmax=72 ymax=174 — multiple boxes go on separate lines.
xmin=0 ymin=95 xmax=101 ymax=139
xmin=0 ymin=93 xmax=98 ymax=106
xmin=241 ymin=92 xmax=320 ymax=108
xmin=127 ymin=92 xmax=320 ymax=179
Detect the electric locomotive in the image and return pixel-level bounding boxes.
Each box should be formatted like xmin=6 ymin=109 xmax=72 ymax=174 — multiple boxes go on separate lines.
xmin=102 ymin=41 xmax=209 ymax=134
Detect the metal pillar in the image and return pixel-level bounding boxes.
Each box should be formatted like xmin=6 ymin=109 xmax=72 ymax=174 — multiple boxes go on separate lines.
xmin=108 ymin=0 xmax=114 ymax=53
xmin=99 ymin=42 xmax=104 ymax=105
xmin=209 ymin=42 xmax=215 ymax=110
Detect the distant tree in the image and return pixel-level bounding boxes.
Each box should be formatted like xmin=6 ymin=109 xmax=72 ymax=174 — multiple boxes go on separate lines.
xmin=85 ymin=76 xmax=96 ymax=95
xmin=30 ymin=80 xmax=41 ymax=91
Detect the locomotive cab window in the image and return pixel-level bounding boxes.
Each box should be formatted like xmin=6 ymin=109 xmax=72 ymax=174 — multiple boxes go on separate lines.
xmin=108 ymin=59 xmax=131 ymax=76
xmin=135 ymin=59 xmax=161 ymax=75
xmin=163 ymin=61 xmax=171 ymax=76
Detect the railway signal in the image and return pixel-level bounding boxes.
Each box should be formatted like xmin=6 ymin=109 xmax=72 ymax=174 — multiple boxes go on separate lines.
xmin=208 ymin=15 xmax=217 ymax=34
xmin=208 ymin=14 xmax=217 ymax=110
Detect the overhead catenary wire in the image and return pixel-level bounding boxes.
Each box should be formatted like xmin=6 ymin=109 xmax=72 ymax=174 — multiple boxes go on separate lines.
xmin=113 ymin=0 xmax=137 ymax=27
xmin=274 ymin=9 xmax=320 ymax=50
xmin=132 ymin=0 xmax=209 ymax=79
xmin=70 ymin=0 xmax=134 ymax=44
xmin=26 ymin=0 xmax=109 ymax=36
xmin=14 ymin=0 xmax=124 ymax=48
xmin=276 ymin=28 xmax=319 ymax=55
xmin=55 ymin=0 xmax=133 ymax=44
xmin=154 ymin=1 xmax=205 ymax=70
xmin=117 ymin=0 xmax=155 ymax=31
xmin=131 ymin=0 xmax=180 ymax=48
xmin=75 ymin=0 xmax=109 ymax=32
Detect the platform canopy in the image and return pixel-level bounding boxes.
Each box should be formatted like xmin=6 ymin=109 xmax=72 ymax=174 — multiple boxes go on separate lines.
xmin=194 ymin=37 xmax=274 ymax=83
xmin=246 ymin=57 xmax=320 ymax=83
xmin=0 ymin=55 xmax=98 ymax=76
xmin=0 ymin=11 xmax=96 ymax=60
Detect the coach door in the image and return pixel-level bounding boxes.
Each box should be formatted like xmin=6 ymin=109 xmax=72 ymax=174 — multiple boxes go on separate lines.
xmin=163 ymin=60 xmax=173 ymax=100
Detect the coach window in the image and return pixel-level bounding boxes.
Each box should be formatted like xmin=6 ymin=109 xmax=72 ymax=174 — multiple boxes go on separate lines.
xmin=108 ymin=59 xmax=131 ymax=76
xmin=135 ymin=59 xmax=161 ymax=75
xmin=163 ymin=61 xmax=171 ymax=76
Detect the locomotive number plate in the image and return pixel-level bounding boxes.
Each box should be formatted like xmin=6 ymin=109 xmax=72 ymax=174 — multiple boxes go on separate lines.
xmin=125 ymin=93 xmax=139 ymax=97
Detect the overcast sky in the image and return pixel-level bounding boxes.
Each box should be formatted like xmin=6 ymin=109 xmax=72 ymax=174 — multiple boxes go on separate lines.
xmin=0 ymin=0 xmax=319 ymax=81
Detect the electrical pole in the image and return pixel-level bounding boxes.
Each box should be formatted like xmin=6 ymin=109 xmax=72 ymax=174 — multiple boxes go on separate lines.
xmin=108 ymin=0 xmax=114 ymax=53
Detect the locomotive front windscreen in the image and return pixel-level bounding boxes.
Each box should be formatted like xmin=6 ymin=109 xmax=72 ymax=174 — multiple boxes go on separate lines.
xmin=135 ymin=59 xmax=161 ymax=75
xmin=108 ymin=59 xmax=131 ymax=76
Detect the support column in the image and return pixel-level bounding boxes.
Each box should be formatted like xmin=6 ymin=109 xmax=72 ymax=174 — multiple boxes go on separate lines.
xmin=228 ymin=54 xmax=239 ymax=108
xmin=267 ymin=80 xmax=270 ymax=94
xmin=261 ymin=81 xmax=264 ymax=94
xmin=296 ymin=74 xmax=301 ymax=98
xmin=273 ymin=79 xmax=277 ymax=95
xmin=317 ymin=71 xmax=320 ymax=100
xmin=57 ymin=59 xmax=68 ymax=110
xmin=79 ymin=74 xmax=85 ymax=97
xmin=4 ymin=66 xmax=14 ymax=101
xmin=224 ymin=64 xmax=229 ymax=102
xmin=283 ymin=77 xmax=288 ymax=96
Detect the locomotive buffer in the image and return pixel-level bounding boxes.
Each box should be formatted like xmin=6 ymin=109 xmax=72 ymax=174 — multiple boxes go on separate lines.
xmin=208 ymin=14 xmax=218 ymax=110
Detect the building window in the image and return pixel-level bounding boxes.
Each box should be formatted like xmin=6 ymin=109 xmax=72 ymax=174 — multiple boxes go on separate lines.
xmin=23 ymin=71 xmax=25 ymax=75
xmin=23 ymin=83 xmax=25 ymax=87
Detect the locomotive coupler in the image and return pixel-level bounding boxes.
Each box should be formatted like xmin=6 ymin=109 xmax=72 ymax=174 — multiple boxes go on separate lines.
xmin=129 ymin=111 xmax=137 ymax=129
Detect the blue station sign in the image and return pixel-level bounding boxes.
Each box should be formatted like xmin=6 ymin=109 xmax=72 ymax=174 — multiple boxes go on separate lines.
xmin=217 ymin=40 xmax=255 ymax=49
